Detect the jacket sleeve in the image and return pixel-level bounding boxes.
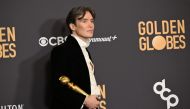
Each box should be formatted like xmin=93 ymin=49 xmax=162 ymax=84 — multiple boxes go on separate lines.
xmin=50 ymin=46 xmax=86 ymax=109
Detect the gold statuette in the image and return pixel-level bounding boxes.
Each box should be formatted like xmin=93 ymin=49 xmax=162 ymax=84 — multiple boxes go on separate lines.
xmin=59 ymin=76 xmax=89 ymax=96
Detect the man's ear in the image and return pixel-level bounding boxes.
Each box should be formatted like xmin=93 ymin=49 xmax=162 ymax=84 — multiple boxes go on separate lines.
xmin=69 ymin=23 xmax=76 ymax=31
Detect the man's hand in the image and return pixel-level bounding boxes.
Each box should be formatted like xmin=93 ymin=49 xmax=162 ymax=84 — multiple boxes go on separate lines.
xmin=84 ymin=95 xmax=100 ymax=109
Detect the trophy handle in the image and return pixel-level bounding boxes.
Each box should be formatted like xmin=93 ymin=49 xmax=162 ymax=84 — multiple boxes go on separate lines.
xmin=59 ymin=76 xmax=89 ymax=96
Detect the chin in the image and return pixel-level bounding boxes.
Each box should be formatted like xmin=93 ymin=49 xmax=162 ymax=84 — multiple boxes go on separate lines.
xmin=86 ymin=34 xmax=93 ymax=38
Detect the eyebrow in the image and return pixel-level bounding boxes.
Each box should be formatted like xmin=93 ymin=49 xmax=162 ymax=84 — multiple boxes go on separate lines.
xmin=77 ymin=18 xmax=94 ymax=21
xmin=78 ymin=18 xmax=94 ymax=21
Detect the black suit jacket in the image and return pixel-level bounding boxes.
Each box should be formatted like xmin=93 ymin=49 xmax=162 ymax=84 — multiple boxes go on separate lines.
xmin=51 ymin=35 xmax=91 ymax=109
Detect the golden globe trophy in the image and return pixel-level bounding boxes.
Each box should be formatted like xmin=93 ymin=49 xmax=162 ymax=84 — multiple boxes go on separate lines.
xmin=59 ymin=75 xmax=89 ymax=96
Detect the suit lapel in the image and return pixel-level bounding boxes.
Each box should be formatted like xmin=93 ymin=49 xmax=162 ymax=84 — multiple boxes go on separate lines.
xmin=67 ymin=35 xmax=88 ymax=68
xmin=86 ymin=48 xmax=93 ymax=62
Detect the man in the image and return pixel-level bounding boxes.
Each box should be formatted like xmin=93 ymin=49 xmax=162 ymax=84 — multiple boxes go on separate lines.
xmin=51 ymin=6 xmax=100 ymax=109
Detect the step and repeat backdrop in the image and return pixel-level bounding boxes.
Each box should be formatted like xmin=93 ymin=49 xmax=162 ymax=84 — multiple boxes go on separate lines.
xmin=1 ymin=0 xmax=190 ymax=109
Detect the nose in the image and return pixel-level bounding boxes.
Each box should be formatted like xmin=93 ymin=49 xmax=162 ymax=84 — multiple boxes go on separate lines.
xmin=88 ymin=21 xmax=94 ymax=28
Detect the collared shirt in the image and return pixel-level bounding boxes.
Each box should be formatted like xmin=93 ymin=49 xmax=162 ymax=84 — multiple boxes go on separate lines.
xmin=71 ymin=34 xmax=100 ymax=96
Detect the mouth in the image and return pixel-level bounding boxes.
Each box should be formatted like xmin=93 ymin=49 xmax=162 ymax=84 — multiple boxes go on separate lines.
xmin=87 ymin=30 xmax=94 ymax=33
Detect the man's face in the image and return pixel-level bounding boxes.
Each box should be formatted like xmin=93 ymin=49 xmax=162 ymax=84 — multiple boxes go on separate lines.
xmin=70 ymin=11 xmax=95 ymax=38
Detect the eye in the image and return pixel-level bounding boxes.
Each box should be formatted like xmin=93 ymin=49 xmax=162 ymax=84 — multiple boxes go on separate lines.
xmin=91 ymin=20 xmax=95 ymax=23
xmin=81 ymin=19 xmax=87 ymax=23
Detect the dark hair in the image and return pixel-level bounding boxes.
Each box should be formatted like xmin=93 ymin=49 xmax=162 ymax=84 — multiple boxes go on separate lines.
xmin=66 ymin=6 xmax=96 ymax=33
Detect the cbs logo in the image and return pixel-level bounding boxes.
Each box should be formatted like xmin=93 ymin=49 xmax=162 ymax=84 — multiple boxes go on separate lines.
xmin=39 ymin=36 xmax=67 ymax=47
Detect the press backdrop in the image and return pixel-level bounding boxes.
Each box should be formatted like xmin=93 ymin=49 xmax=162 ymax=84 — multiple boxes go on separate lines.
xmin=0 ymin=0 xmax=190 ymax=109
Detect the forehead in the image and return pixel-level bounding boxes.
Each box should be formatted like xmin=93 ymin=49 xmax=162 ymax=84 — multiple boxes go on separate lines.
xmin=84 ymin=11 xmax=93 ymax=17
xmin=78 ymin=11 xmax=94 ymax=20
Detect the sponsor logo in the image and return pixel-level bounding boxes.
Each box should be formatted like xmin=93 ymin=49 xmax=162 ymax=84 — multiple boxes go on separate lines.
xmin=39 ymin=36 xmax=67 ymax=47
xmin=90 ymin=34 xmax=117 ymax=43
xmin=153 ymin=79 xmax=179 ymax=109
xmin=38 ymin=34 xmax=117 ymax=47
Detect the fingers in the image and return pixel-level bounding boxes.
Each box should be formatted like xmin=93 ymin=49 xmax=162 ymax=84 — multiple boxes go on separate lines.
xmin=84 ymin=95 xmax=100 ymax=109
xmin=96 ymin=95 xmax=101 ymax=101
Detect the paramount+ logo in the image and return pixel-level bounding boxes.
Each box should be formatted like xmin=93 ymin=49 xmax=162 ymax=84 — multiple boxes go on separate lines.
xmin=138 ymin=19 xmax=186 ymax=51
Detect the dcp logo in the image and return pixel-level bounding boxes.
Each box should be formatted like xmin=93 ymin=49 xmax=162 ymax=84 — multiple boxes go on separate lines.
xmin=39 ymin=36 xmax=67 ymax=47
xmin=153 ymin=79 xmax=179 ymax=109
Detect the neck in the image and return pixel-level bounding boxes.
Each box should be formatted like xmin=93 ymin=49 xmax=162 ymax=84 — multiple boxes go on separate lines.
xmin=71 ymin=33 xmax=91 ymax=48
